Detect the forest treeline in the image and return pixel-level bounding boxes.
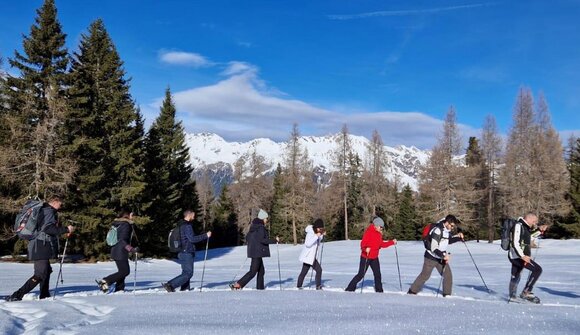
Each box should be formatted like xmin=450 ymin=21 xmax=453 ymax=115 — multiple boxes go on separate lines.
xmin=1 ymin=1 xmax=578 ymax=259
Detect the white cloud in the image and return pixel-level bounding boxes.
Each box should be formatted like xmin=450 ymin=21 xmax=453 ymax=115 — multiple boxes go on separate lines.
xmin=143 ymin=63 xmax=478 ymax=149
xmin=159 ymin=51 xmax=212 ymax=68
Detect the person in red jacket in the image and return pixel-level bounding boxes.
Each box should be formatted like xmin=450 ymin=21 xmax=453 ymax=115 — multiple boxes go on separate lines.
xmin=345 ymin=217 xmax=396 ymax=293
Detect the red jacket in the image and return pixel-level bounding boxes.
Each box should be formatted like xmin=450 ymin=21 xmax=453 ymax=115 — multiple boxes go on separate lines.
xmin=360 ymin=224 xmax=395 ymax=259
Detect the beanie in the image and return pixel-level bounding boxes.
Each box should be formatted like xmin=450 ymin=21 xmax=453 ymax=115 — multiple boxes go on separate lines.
xmin=257 ymin=209 xmax=269 ymax=220
xmin=372 ymin=217 xmax=385 ymax=228
xmin=313 ymin=219 xmax=324 ymax=230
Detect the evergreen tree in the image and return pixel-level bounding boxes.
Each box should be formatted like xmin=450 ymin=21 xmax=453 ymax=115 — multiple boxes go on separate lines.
xmin=64 ymin=19 xmax=148 ymax=258
xmin=144 ymin=87 xmax=197 ymax=255
xmin=393 ymin=184 xmax=419 ymax=240
xmin=269 ymin=164 xmax=292 ymax=242
xmin=209 ymin=185 xmax=240 ymax=248
xmin=0 ymin=0 xmax=75 ymax=203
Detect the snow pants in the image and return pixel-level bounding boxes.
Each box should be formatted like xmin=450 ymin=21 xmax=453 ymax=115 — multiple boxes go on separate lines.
xmin=509 ymin=258 xmax=542 ymax=297
xmin=409 ymin=257 xmax=453 ymax=296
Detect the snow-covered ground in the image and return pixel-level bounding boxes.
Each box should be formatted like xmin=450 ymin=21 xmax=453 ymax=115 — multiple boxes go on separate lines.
xmin=1 ymin=239 xmax=579 ymax=334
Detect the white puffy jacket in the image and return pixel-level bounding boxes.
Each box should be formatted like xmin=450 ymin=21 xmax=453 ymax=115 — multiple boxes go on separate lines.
xmin=298 ymin=225 xmax=323 ymax=265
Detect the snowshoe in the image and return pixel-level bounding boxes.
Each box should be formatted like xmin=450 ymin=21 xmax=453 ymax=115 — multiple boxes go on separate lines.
xmin=229 ymin=283 xmax=241 ymax=290
xmin=96 ymin=279 xmax=109 ymax=293
xmin=162 ymin=282 xmax=175 ymax=293
xmin=519 ymin=291 xmax=541 ymax=304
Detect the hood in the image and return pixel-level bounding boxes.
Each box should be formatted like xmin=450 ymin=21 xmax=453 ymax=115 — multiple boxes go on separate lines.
xmin=304 ymin=225 xmax=314 ymax=234
xmin=249 ymin=218 xmax=265 ymax=231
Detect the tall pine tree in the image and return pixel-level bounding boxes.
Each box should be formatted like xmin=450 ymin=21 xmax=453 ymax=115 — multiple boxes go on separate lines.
xmin=145 ymin=87 xmax=199 ymax=255
xmin=0 ymin=0 xmax=75 ymax=203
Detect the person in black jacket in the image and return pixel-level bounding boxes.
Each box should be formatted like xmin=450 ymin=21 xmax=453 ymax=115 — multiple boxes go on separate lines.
xmin=8 ymin=196 xmax=74 ymax=301
xmin=162 ymin=209 xmax=211 ymax=292
xmin=97 ymin=208 xmax=138 ymax=293
xmin=508 ymin=213 xmax=545 ymax=303
xmin=230 ymin=209 xmax=279 ymax=290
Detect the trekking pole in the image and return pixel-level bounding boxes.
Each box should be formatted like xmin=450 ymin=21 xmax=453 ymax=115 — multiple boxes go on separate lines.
xmin=277 ymin=242 xmax=282 ymax=291
xmin=229 ymin=257 xmax=248 ymax=288
xmin=394 ymin=242 xmax=403 ymax=292
xmin=133 ymin=250 xmax=138 ymax=294
xmin=308 ymin=240 xmax=321 ymax=288
xmin=199 ymin=237 xmax=210 ymax=292
xmin=526 ymin=238 xmax=541 ymax=284
xmin=462 ymin=241 xmax=490 ymax=292
xmin=436 ymin=263 xmax=446 ymax=297
xmin=360 ymin=256 xmax=370 ymax=294
xmin=53 ymin=237 xmax=69 ymax=300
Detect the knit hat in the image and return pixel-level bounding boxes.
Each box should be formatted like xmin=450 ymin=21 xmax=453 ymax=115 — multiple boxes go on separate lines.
xmin=372 ymin=217 xmax=385 ymax=228
xmin=313 ymin=219 xmax=324 ymax=230
xmin=257 ymin=209 xmax=269 ymax=220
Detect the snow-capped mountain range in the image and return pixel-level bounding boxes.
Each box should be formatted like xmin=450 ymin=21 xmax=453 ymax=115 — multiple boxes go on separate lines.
xmin=186 ymin=132 xmax=430 ymax=193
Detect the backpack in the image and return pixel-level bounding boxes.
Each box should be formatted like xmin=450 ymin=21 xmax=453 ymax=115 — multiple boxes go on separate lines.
xmin=500 ymin=218 xmax=517 ymax=251
xmin=422 ymin=223 xmax=437 ymax=250
xmin=106 ymin=225 xmax=119 ymax=246
xmin=168 ymin=224 xmax=182 ymax=253
xmin=13 ymin=199 xmax=44 ymax=240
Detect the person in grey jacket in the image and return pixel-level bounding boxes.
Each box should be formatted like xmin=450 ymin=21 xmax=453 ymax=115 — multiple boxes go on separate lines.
xmin=97 ymin=208 xmax=138 ymax=293
xmin=8 ymin=196 xmax=74 ymax=301
xmin=230 ymin=209 xmax=279 ymax=290
xmin=163 ymin=209 xmax=211 ymax=292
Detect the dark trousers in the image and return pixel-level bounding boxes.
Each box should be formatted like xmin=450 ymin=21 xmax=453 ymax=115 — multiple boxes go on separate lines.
xmin=509 ymin=258 xmax=542 ymax=296
xmin=168 ymin=252 xmax=194 ymax=291
xmin=103 ymin=259 xmax=130 ymax=292
xmin=11 ymin=259 xmax=53 ymax=300
xmin=237 ymin=257 xmax=265 ymax=290
xmin=409 ymin=257 xmax=453 ymax=296
xmin=297 ymin=260 xmax=322 ymax=288
xmin=345 ymin=257 xmax=383 ymax=292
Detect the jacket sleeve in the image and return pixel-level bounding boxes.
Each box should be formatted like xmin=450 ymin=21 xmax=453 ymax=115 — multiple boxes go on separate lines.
xmin=449 ymin=235 xmax=463 ymax=244
xmin=380 ymin=240 xmax=395 ymax=249
xmin=184 ymin=225 xmax=208 ymax=244
xmin=304 ymin=231 xmax=319 ymax=248
xmin=360 ymin=229 xmax=372 ymax=249
xmin=512 ymin=223 xmax=526 ymax=258
xmin=259 ymin=226 xmax=277 ymax=245
xmin=116 ymin=222 xmax=132 ymax=250
xmin=40 ymin=208 xmax=68 ymax=237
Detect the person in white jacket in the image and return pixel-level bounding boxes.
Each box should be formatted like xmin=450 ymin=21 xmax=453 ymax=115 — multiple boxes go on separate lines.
xmin=297 ymin=219 xmax=325 ymax=290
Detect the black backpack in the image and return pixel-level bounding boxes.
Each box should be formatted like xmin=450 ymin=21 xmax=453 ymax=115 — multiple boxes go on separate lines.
xmin=168 ymin=224 xmax=183 ymax=253
xmin=501 ymin=219 xmax=517 ymax=251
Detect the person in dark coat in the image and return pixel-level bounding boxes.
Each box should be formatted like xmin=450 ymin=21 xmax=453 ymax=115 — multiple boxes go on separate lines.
xmin=230 ymin=209 xmax=279 ymax=290
xmin=8 ymin=196 xmax=74 ymax=301
xmin=97 ymin=208 xmax=138 ymax=293
xmin=162 ymin=209 xmax=211 ymax=292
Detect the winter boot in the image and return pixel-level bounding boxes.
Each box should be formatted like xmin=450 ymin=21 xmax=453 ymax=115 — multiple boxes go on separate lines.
xmin=229 ymin=282 xmax=241 ymax=290
xmin=520 ymin=291 xmax=541 ymax=304
xmin=162 ymin=282 xmax=175 ymax=293
xmin=8 ymin=276 xmax=41 ymax=301
xmin=316 ymin=285 xmax=323 ymax=291
xmin=407 ymin=289 xmax=417 ymax=295
xmin=96 ymin=279 xmax=109 ymax=293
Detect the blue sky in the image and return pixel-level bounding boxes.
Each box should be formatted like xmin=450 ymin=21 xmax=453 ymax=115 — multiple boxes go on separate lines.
xmin=1 ymin=0 xmax=579 ymax=149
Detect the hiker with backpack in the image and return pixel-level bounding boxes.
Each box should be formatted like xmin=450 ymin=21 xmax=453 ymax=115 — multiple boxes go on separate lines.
xmin=296 ymin=219 xmax=325 ymax=290
xmin=162 ymin=209 xmax=211 ymax=292
xmin=8 ymin=196 xmax=75 ymax=301
xmin=97 ymin=208 xmax=138 ymax=293
xmin=230 ymin=209 xmax=279 ymax=290
xmin=508 ymin=213 xmax=546 ymax=303
xmin=345 ymin=217 xmax=396 ymax=293
xmin=407 ymin=214 xmax=463 ymax=297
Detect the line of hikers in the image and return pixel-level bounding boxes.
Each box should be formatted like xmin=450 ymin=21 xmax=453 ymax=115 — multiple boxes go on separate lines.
xmin=5 ymin=196 xmax=548 ymax=304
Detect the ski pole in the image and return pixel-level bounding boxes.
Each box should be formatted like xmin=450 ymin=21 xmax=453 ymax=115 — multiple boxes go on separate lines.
xmin=230 ymin=257 xmax=248 ymax=288
xmin=463 ymin=241 xmax=490 ymax=292
xmin=360 ymin=256 xmax=369 ymax=294
xmin=308 ymin=240 xmax=321 ymax=288
xmin=394 ymin=242 xmax=402 ymax=292
xmin=277 ymin=242 xmax=282 ymax=291
xmin=436 ymin=263 xmax=446 ymax=298
xmin=319 ymin=241 xmax=325 ymax=267
xmin=53 ymin=237 xmax=69 ymax=300
xmin=526 ymin=238 xmax=541 ymax=285
xmin=199 ymin=237 xmax=210 ymax=292
xmin=133 ymin=250 xmax=138 ymax=294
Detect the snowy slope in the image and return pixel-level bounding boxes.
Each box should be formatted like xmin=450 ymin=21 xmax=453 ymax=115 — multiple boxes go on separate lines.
xmin=186 ymin=132 xmax=430 ymax=192
xmin=1 ymin=239 xmax=579 ymax=334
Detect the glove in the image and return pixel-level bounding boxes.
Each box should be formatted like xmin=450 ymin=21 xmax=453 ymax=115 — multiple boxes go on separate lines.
xmin=125 ymin=245 xmax=139 ymax=253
